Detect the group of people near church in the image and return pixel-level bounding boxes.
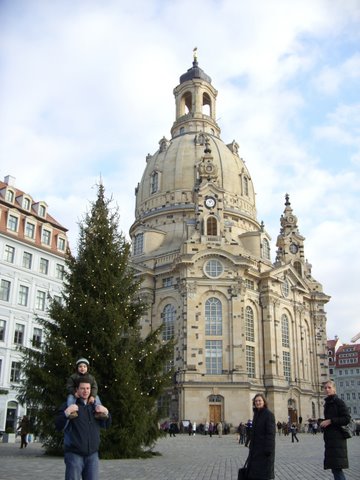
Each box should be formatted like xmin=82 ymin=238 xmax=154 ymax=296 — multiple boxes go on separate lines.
xmin=18 ymin=354 xmax=351 ymax=480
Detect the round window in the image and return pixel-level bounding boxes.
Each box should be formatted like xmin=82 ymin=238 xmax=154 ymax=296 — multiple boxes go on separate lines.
xmin=205 ymin=259 xmax=223 ymax=278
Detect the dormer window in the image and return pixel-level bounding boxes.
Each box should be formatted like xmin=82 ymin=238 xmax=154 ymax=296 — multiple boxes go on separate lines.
xmin=33 ymin=201 xmax=48 ymax=218
xmin=39 ymin=204 xmax=46 ymax=217
xmin=23 ymin=197 xmax=31 ymax=210
xmin=6 ymin=189 xmax=14 ymax=203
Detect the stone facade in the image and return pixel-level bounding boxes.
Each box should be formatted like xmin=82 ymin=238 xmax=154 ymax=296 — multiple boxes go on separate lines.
xmin=130 ymin=59 xmax=329 ymax=427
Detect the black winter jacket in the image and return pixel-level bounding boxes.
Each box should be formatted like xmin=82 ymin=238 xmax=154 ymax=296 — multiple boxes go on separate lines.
xmin=323 ymin=394 xmax=350 ymax=470
xmin=247 ymin=407 xmax=276 ymax=480
xmin=55 ymin=399 xmax=111 ymax=456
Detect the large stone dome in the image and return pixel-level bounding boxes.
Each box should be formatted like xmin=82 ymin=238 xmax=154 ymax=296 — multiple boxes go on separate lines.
xmin=132 ymin=60 xmax=258 ymax=241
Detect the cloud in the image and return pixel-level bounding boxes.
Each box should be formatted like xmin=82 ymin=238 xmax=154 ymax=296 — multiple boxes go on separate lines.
xmin=1 ymin=0 xmax=360 ymax=342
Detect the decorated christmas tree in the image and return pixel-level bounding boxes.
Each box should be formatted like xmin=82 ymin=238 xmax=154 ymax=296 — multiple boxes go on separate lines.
xmin=18 ymin=183 xmax=174 ymax=458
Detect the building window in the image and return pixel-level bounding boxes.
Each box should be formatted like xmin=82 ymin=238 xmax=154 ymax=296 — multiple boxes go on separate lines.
xmin=245 ymin=279 xmax=255 ymax=290
xmin=150 ymin=172 xmax=159 ymax=194
xmin=39 ymin=258 xmax=49 ymax=275
xmin=10 ymin=361 xmax=21 ymax=383
xmin=282 ymin=278 xmax=289 ymax=297
xmin=205 ymin=297 xmax=222 ymax=335
xmin=245 ymin=306 xmax=255 ymax=342
xmin=14 ymin=323 xmax=25 ymax=345
xmin=58 ymin=237 xmax=66 ymax=251
xmin=23 ymin=197 xmax=31 ymax=210
xmin=206 ymin=217 xmax=217 ymax=236
xmin=246 ymin=345 xmax=255 ymax=378
xmin=243 ymin=176 xmax=249 ymax=196
xmin=53 ymin=295 xmax=62 ymax=304
xmin=22 ymin=252 xmax=33 ymax=269
xmin=205 ymin=340 xmax=222 ymax=374
xmin=25 ymin=222 xmax=35 ymax=239
xmin=162 ymin=277 xmax=173 ymax=288
xmin=39 ymin=204 xmax=46 ymax=217
xmin=18 ymin=285 xmax=29 ymax=306
xmin=133 ymin=233 xmax=144 ymax=255
xmin=262 ymin=238 xmax=271 ymax=260
xmin=204 ymin=259 xmax=223 ymax=278
xmin=0 ymin=280 xmax=11 ymax=301
xmin=7 ymin=214 xmax=19 ymax=232
xmin=283 ymin=351 xmax=291 ymax=381
xmin=0 ymin=319 xmax=6 ymax=341
xmin=41 ymin=228 xmax=51 ymax=245
xmin=6 ymin=189 xmax=14 ymax=202
xmin=35 ymin=290 xmax=46 ymax=311
xmin=162 ymin=304 xmax=175 ymax=341
xmin=281 ymin=314 xmax=290 ymax=347
xmin=32 ymin=327 xmax=42 ymax=348
xmin=4 ymin=245 xmax=15 ymax=263
xmin=55 ymin=264 xmax=65 ymax=280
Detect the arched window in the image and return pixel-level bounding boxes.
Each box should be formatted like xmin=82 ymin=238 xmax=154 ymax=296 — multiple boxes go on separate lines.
xmin=133 ymin=233 xmax=144 ymax=256
xmin=294 ymin=261 xmax=302 ymax=276
xmin=281 ymin=314 xmax=290 ymax=348
xmin=207 ymin=217 xmax=217 ymax=236
xmin=181 ymin=91 xmax=192 ymax=115
xmin=205 ymin=297 xmax=222 ymax=335
xmin=243 ymin=176 xmax=249 ymax=196
xmin=245 ymin=306 xmax=255 ymax=342
xmin=202 ymin=92 xmax=211 ymax=116
xmin=150 ymin=172 xmax=158 ymax=194
xmin=162 ymin=304 xmax=175 ymax=341
xmin=262 ymin=238 xmax=271 ymax=260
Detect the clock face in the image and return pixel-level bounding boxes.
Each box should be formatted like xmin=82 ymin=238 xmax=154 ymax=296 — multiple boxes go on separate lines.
xmin=205 ymin=196 xmax=216 ymax=209
xmin=289 ymin=243 xmax=298 ymax=254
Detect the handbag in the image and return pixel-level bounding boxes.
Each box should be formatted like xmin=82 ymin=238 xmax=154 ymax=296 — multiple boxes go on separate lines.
xmin=339 ymin=424 xmax=352 ymax=439
xmin=238 ymin=457 xmax=249 ymax=480
xmin=238 ymin=466 xmax=248 ymax=480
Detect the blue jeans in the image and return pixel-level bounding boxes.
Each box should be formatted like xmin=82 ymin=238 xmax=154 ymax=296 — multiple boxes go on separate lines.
xmin=64 ymin=451 xmax=99 ymax=480
xmin=332 ymin=469 xmax=346 ymax=480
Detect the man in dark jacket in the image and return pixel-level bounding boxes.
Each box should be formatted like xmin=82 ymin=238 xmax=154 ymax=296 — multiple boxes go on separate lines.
xmin=55 ymin=376 xmax=111 ymax=480
xmin=320 ymin=380 xmax=351 ymax=480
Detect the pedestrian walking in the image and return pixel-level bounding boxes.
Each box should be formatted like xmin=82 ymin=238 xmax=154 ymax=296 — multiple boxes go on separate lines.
xmin=18 ymin=415 xmax=30 ymax=449
xmin=290 ymin=423 xmax=299 ymax=443
xmin=320 ymin=380 xmax=351 ymax=480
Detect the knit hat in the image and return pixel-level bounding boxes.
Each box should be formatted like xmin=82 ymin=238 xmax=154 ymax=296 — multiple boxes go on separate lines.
xmin=76 ymin=358 xmax=89 ymax=366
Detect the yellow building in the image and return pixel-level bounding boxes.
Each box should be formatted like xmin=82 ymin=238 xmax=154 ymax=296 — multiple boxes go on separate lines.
xmin=130 ymin=58 xmax=329 ymax=427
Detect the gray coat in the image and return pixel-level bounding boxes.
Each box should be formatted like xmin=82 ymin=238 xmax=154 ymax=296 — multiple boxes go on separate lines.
xmin=323 ymin=394 xmax=351 ymax=470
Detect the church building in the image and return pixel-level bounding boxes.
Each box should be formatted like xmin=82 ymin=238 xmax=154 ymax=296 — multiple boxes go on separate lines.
xmin=130 ymin=56 xmax=329 ymax=426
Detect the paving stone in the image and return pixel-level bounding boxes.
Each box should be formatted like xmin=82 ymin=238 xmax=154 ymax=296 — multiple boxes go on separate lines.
xmin=0 ymin=433 xmax=359 ymax=479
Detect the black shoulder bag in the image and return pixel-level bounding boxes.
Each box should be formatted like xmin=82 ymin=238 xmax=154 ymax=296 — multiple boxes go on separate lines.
xmin=238 ymin=457 xmax=249 ymax=480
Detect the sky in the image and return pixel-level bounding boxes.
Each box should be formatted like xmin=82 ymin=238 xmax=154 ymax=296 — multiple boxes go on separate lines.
xmin=0 ymin=0 xmax=359 ymax=343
